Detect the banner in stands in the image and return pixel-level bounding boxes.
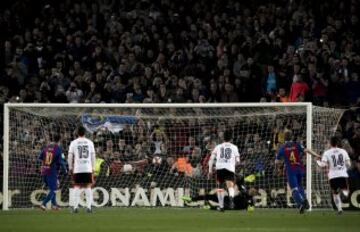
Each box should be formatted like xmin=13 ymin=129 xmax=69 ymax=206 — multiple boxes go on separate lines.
xmin=81 ymin=114 xmax=137 ymax=133
xmin=1 ymin=176 xmax=359 ymax=209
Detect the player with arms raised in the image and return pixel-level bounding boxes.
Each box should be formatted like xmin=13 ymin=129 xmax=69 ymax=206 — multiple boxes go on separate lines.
xmin=39 ymin=133 xmax=67 ymax=210
xmin=305 ymin=136 xmax=351 ymax=214
xmin=208 ymin=130 xmax=240 ymax=212
xmin=68 ymin=126 xmax=96 ymax=213
xmin=275 ymin=130 xmax=309 ymax=213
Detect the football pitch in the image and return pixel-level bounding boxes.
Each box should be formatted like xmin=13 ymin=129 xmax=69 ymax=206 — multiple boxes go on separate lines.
xmin=0 ymin=208 xmax=359 ymax=232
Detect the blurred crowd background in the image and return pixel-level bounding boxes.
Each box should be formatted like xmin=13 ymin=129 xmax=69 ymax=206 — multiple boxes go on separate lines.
xmin=0 ymin=0 xmax=359 ymax=188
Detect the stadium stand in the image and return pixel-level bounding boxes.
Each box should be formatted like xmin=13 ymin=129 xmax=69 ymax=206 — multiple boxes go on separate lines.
xmin=0 ymin=0 xmax=360 ymax=204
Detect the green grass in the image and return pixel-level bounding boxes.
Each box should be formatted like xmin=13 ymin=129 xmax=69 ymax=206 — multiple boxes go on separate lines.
xmin=0 ymin=208 xmax=359 ymax=232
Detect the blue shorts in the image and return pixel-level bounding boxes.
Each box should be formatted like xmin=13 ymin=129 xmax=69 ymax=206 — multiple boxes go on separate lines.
xmin=43 ymin=176 xmax=58 ymax=191
xmin=287 ymin=171 xmax=304 ymax=189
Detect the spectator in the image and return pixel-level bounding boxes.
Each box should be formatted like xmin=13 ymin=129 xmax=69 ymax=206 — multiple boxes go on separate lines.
xmin=171 ymin=156 xmax=193 ymax=177
xmin=350 ymin=126 xmax=360 ymax=161
xmin=66 ymin=82 xmax=83 ymax=103
xmin=150 ymin=126 xmax=168 ymax=155
xmin=265 ymin=65 xmax=277 ymax=95
xmin=345 ymin=73 xmax=360 ymax=105
xmin=308 ymin=63 xmax=328 ymax=106
xmin=277 ymin=88 xmax=289 ymax=103
xmin=183 ymin=136 xmax=198 ymax=154
xmin=289 ymin=75 xmax=310 ymax=102
xmin=221 ymin=83 xmax=239 ymax=102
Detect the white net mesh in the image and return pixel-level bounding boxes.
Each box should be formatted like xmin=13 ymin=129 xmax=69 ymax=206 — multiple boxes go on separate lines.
xmin=4 ymin=104 xmax=344 ymax=209
xmin=311 ymin=106 xmax=345 ymax=208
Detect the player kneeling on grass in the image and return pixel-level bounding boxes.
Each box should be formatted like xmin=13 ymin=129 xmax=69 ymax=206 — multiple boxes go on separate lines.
xmin=208 ymin=130 xmax=240 ymax=212
xmin=275 ymin=130 xmax=309 ymax=214
xmin=68 ymin=126 xmax=96 ymax=213
xmin=39 ymin=133 xmax=67 ymax=210
xmin=305 ymin=136 xmax=351 ymax=214
xmin=182 ymin=174 xmax=257 ymax=211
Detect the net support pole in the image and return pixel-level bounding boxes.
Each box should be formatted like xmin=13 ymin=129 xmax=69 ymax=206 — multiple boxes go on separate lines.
xmin=306 ymin=103 xmax=313 ymax=211
xmin=2 ymin=104 xmax=10 ymax=210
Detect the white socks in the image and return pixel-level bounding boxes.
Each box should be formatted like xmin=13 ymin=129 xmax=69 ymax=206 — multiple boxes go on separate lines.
xmin=228 ymin=187 xmax=235 ymax=198
xmin=73 ymin=188 xmax=80 ymax=209
xmin=85 ymin=188 xmax=93 ymax=209
xmin=333 ymin=194 xmax=342 ymax=212
xmin=217 ymin=189 xmax=225 ymax=208
xmin=73 ymin=187 xmax=92 ymax=209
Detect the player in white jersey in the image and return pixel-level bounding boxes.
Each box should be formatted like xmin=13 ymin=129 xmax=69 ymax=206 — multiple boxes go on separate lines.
xmin=208 ymin=130 xmax=240 ymax=211
xmin=68 ymin=126 xmax=96 ymax=213
xmin=305 ymin=136 xmax=351 ymax=214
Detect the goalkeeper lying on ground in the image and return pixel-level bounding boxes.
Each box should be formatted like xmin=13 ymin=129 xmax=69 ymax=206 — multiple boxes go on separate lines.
xmin=182 ymin=174 xmax=258 ymax=211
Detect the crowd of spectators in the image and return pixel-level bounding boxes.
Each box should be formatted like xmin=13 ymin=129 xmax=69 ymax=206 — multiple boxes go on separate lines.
xmin=1 ymin=0 xmax=360 ymax=106
xmin=0 ymin=0 xmax=360 ymax=194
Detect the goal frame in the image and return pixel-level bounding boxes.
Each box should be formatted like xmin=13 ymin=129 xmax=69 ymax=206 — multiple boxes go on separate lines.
xmin=2 ymin=102 xmax=313 ymax=210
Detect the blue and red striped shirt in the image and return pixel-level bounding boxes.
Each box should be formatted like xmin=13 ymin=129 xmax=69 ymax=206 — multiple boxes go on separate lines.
xmin=276 ymin=141 xmax=305 ymax=174
xmin=38 ymin=143 xmax=65 ymax=177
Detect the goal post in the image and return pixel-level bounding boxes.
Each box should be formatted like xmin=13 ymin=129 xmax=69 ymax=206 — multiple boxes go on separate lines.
xmin=2 ymin=102 xmax=344 ymax=210
xmin=306 ymin=103 xmax=312 ymax=211
xmin=3 ymin=103 xmax=10 ymax=210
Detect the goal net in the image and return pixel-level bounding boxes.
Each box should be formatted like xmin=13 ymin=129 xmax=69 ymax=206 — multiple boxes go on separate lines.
xmin=2 ymin=103 xmax=344 ymax=210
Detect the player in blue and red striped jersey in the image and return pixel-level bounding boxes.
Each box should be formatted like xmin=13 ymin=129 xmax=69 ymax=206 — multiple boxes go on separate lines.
xmin=275 ymin=130 xmax=309 ymax=214
xmin=39 ymin=133 xmax=67 ymax=210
